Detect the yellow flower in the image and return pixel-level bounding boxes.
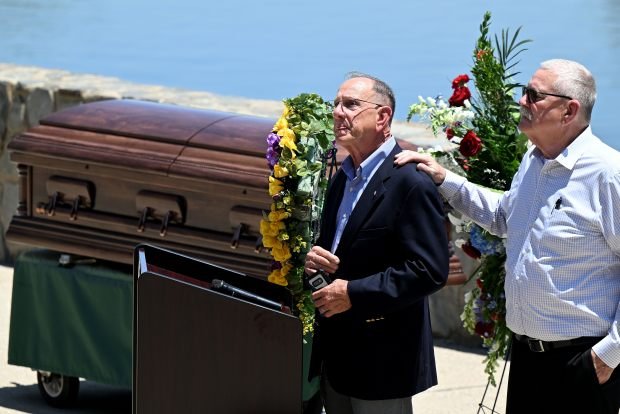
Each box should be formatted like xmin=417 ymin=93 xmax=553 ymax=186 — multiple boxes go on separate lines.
xmin=260 ymin=219 xmax=284 ymax=237
xmin=272 ymin=242 xmax=292 ymax=262
xmin=274 ymin=116 xmax=288 ymax=132
xmin=267 ymin=261 xmax=293 ymax=286
xmin=278 ymin=128 xmax=298 ymax=156
xmin=280 ymin=262 xmax=293 ymax=277
xmin=268 ymin=269 xmax=288 ymax=286
xmin=268 ymin=176 xmax=283 ymax=196
xmin=268 ymin=206 xmax=290 ymax=221
xmin=274 ymin=164 xmax=289 ymax=178
xmin=261 ymin=234 xmax=279 ymax=248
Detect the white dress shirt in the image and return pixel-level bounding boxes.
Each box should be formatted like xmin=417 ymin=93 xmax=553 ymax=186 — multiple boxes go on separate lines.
xmin=440 ymin=126 xmax=620 ymax=368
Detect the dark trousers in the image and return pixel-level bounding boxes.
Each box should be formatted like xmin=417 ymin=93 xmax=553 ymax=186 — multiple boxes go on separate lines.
xmin=506 ymin=335 xmax=620 ymax=414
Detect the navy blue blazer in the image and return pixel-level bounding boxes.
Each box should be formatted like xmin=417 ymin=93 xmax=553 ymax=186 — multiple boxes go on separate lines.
xmin=311 ymin=143 xmax=449 ymax=400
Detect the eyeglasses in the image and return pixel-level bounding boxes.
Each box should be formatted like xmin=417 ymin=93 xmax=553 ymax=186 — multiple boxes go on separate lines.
xmin=522 ymin=86 xmax=573 ymax=104
xmin=333 ymin=96 xmax=384 ymax=111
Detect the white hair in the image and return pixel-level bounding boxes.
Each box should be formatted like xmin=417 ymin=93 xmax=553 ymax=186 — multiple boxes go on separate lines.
xmin=540 ymin=59 xmax=596 ymax=122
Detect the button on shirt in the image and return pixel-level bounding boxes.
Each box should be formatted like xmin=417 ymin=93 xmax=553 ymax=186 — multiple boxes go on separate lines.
xmin=330 ymin=137 xmax=396 ymax=253
xmin=440 ymin=127 xmax=620 ymax=368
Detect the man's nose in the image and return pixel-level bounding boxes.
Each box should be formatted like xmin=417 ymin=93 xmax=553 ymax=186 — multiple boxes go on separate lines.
xmin=333 ymin=102 xmax=345 ymax=118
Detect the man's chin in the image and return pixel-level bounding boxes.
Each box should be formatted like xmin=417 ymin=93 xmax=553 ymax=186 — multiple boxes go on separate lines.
xmin=335 ymin=132 xmax=351 ymax=143
xmin=518 ymin=118 xmax=531 ymax=132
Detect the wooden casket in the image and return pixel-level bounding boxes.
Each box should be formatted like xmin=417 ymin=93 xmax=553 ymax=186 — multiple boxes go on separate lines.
xmin=6 ymin=99 xmax=282 ymax=278
xmin=6 ymin=99 xmax=464 ymax=283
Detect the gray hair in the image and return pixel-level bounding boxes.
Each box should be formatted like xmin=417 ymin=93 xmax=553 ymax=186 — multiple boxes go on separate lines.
xmin=345 ymin=71 xmax=396 ymax=124
xmin=540 ymin=59 xmax=596 ymax=122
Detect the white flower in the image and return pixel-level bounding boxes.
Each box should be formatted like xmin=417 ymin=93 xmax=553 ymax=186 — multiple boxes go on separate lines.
xmin=448 ymin=212 xmax=467 ymax=227
xmin=454 ymin=238 xmax=467 ymax=248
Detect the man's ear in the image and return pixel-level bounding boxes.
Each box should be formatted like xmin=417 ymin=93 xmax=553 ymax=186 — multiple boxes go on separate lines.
xmin=377 ymin=106 xmax=392 ymax=130
xmin=564 ymin=100 xmax=580 ymax=123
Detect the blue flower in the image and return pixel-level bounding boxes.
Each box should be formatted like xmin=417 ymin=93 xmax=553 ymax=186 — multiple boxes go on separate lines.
xmin=469 ymin=224 xmax=504 ymax=255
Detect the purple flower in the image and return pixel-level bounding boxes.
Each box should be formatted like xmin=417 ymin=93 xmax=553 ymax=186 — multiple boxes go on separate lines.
xmin=266 ymin=132 xmax=281 ymax=168
xmin=267 ymin=132 xmax=280 ymax=147
xmin=267 ymin=147 xmax=279 ymax=168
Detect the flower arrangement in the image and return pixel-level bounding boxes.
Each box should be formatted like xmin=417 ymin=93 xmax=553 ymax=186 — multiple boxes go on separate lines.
xmin=259 ymin=93 xmax=335 ymax=335
xmin=407 ymin=12 xmax=531 ymax=385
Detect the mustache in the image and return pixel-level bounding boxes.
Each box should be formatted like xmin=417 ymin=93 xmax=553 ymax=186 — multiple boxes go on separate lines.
xmin=520 ymin=107 xmax=532 ymax=120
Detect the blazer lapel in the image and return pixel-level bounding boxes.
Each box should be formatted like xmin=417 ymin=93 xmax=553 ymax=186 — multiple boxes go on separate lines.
xmin=334 ymin=144 xmax=400 ymax=256
xmin=318 ymin=169 xmax=346 ymax=249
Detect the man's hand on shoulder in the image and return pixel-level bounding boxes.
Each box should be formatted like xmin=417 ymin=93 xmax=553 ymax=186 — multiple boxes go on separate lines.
xmin=394 ymin=150 xmax=447 ymax=185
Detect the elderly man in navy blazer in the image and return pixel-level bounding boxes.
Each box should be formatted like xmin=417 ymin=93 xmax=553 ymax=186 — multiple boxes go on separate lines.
xmin=304 ymin=72 xmax=449 ymax=414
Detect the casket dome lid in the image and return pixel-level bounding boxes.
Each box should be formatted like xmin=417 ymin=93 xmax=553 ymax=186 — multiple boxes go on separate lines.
xmin=40 ymin=99 xmax=274 ymax=157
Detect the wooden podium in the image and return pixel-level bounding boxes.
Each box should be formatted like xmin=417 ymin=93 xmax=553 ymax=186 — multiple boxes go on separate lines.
xmin=133 ymin=244 xmax=303 ymax=414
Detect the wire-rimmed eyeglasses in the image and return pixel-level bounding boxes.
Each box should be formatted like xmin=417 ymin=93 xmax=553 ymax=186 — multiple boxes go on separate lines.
xmin=333 ymin=96 xmax=385 ymax=111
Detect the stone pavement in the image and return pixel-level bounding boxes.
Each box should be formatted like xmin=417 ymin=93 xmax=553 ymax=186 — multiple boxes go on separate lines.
xmin=0 ymin=263 xmax=508 ymax=414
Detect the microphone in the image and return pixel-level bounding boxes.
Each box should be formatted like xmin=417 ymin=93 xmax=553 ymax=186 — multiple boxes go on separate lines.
xmin=211 ymin=279 xmax=284 ymax=311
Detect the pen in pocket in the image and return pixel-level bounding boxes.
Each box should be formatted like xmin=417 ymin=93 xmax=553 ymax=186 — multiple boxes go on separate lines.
xmin=551 ymin=197 xmax=562 ymax=216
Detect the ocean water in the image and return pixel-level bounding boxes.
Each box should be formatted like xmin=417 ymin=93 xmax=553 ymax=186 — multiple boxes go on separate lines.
xmin=1 ymin=0 xmax=619 ymax=149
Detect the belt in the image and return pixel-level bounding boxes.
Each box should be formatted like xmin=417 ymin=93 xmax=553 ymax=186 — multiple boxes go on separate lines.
xmin=514 ymin=334 xmax=599 ymax=353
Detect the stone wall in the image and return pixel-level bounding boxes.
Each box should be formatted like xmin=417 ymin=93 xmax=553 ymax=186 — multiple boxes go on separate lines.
xmin=0 ymin=63 xmax=478 ymax=345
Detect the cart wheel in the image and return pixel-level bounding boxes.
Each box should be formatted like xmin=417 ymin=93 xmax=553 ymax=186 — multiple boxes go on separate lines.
xmin=36 ymin=371 xmax=80 ymax=407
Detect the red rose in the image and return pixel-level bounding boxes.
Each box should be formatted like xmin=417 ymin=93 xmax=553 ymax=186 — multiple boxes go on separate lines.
xmin=474 ymin=321 xmax=495 ymax=338
xmin=459 ymin=130 xmax=482 ymax=157
xmin=476 ymin=277 xmax=484 ymax=289
xmin=446 ymin=128 xmax=455 ymax=139
xmin=448 ymin=86 xmax=471 ymax=107
xmin=461 ymin=241 xmax=481 ymax=259
xmin=451 ymin=74 xmax=470 ymax=89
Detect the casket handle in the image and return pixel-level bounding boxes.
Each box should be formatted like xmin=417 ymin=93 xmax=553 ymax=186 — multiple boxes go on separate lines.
xmin=137 ymin=207 xmax=150 ymax=233
xmin=135 ymin=191 xmax=186 ymax=235
xmin=45 ymin=176 xmax=95 ymax=219
xmin=47 ymin=192 xmax=59 ymax=216
xmin=160 ymin=211 xmax=173 ymax=237
xmin=254 ymin=235 xmax=263 ymax=253
xmin=231 ymin=224 xmax=247 ymax=249
xmin=229 ymin=206 xmax=264 ymax=252
xmin=69 ymin=198 xmax=80 ymax=221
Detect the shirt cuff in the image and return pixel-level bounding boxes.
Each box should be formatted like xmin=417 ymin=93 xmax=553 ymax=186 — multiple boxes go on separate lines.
xmin=592 ymin=335 xmax=620 ymax=369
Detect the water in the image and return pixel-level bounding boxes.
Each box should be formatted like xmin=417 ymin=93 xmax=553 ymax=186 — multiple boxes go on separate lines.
xmin=1 ymin=0 xmax=619 ymax=149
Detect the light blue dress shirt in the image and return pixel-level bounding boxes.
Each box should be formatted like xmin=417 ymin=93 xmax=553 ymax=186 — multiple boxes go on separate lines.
xmin=330 ymin=137 xmax=396 ymax=253
xmin=440 ymin=126 xmax=620 ymax=368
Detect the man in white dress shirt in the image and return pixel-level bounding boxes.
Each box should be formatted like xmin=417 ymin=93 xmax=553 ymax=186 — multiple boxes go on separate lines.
xmin=395 ymin=59 xmax=620 ymax=413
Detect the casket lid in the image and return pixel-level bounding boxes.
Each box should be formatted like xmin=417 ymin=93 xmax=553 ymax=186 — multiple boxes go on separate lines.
xmin=40 ymin=99 xmax=273 ymax=158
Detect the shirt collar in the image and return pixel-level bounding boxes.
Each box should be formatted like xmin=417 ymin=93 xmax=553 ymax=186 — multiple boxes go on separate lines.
xmin=341 ymin=136 xmax=396 ymax=180
xmin=530 ymin=126 xmax=595 ymax=170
